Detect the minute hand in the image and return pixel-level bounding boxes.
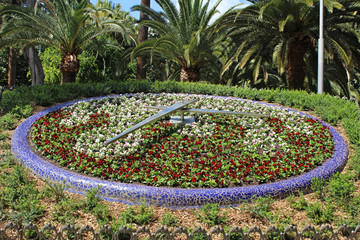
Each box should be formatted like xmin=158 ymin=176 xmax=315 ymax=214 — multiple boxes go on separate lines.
xmin=184 ymin=108 xmax=269 ymax=118
xmin=105 ymin=100 xmax=197 ymax=145
xmin=146 ymin=106 xmax=269 ymax=118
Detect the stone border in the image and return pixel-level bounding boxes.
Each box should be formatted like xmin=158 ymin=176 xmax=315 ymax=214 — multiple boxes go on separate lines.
xmin=11 ymin=94 xmax=348 ymax=208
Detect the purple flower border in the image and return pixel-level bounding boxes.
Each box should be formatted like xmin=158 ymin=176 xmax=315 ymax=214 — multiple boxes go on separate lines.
xmin=11 ymin=94 xmax=348 ymax=208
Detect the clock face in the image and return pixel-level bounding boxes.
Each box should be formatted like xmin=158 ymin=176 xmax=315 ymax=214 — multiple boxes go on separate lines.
xmin=30 ymin=93 xmax=334 ymax=188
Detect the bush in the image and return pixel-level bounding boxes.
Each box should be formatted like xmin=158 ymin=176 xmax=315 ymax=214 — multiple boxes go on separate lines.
xmin=1 ymin=91 xmax=23 ymax=113
xmin=32 ymin=86 xmax=55 ymax=106
xmin=242 ymin=196 xmax=275 ymax=222
xmin=328 ymin=173 xmax=356 ymax=201
xmin=161 ymin=211 xmax=178 ymax=226
xmin=197 ymin=203 xmax=228 ymax=226
xmin=0 ymin=165 xmax=45 ymax=225
xmin=92 ymin=203 xmax=111 ymax=225
xmin=133 ymin=204 xmax=154 ymax=225
xmin=311 ymin=177 xmax=327 ymax=201
xmin=348 ymin=147 xmax=360 ymax=179
xmin=84 ymin=187 xmax=103 ymax=212
xmin=306 ymin=202 xmax=334 ymax=225
xmin=0 ymin=113 xmax=18 ymax=130
xmin=0 ymin=131 xmax=9 ymax=141
xmin=287 ymin=191 xmax=308 ymax=211
xmin=39 ymin=47 xmax=62 ymax=85
xmin=9 ymin=196 xmax=45 ymax=225
xmin=42 ymin=180 xmax=67 ymax=202
xmin=120 ymin=204 xmax=154 ymax=225
xmin=189 ymin=228 xmax=208 ymax=240
xmin=119 ymin=207 xmax=136 ymax=224
xmin=11 ymin=104 xmax=33 ymax=119
xmin=342 ymin=194 xmax=360 ymax=220
xmin=82 ymin=83 xmax=112 ymax=97
xmin=0 ymin=141 xmax=11 ymax=150
xmin=51 ymin=198 xmax=82 ymax=224
xmin=343 ymin=117 xmax=360 ymax=145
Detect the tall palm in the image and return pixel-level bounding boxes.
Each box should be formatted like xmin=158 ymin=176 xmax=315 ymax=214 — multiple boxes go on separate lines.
xmin=131 ymin=0 xmax=226 ymax=82
xmin=137 ymin=0 xmax=150 ymax=80
xmin=0 ymin=0 xmax=21 ymax=87
xmin=219 ymin=0 xmax=360 ymax=91
xmin=0 ymin=0 xmax=132 ymax=84
xmin=95 ymin=0 xmax=137 ymax=33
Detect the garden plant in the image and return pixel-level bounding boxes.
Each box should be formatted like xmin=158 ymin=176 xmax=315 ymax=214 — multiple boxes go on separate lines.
xmin=29 ymin=93 xmax=334 ymax=188
xmin=0 ymin=80 xmax=359 ymax=238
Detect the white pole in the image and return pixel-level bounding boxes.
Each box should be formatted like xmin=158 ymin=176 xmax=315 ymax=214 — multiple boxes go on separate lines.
xmin=317 ymin=0 xmax=324 ymax=94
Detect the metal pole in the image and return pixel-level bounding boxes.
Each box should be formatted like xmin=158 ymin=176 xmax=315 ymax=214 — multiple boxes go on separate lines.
xmin=317 ymin=0 xmax=324 ymax=94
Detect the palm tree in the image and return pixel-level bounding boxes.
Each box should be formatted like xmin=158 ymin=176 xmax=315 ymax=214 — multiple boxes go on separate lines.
xmin=0 ymin=0 xmax=21 ymax=87
xmin=0 ymin=0 xmax=132 ymax=84
xmin=1 ymin=0 xmax=45 ymax=86
xmin=131 ymin=0 xmax=227 ymax=82
xmin=137 ymin=0 xmax=150 ymax=80
xmin=218 ymin=0 xmax=360 ymax=92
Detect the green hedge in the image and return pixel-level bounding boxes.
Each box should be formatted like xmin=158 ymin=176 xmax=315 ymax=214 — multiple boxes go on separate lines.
xmin=1 ymin=79 xmax=360 ymax=145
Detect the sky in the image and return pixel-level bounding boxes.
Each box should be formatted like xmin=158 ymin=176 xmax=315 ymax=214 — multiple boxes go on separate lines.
xmin=90 ymin=0 xmax=249 ymax=19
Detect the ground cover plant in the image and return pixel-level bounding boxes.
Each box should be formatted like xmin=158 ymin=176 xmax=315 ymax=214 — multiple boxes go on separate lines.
xmin=29 ymin=94 xmax=334 ymax=188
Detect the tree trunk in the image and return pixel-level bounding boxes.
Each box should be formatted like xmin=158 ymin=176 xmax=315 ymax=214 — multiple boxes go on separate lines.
xmin=8 ymin=47 xmax=17 ymax=87
xmin=60 ymin=54 xmax=80 ymax=84
xmin=61 ymin=71 xmax=77 ymax=84
xmin=25 ymin=0 xmax=45 ymax=86
xmin=6 ymin=0 xmax=20 ymax=87
xmin=287 ymin=36 xmax=310 ymax=90
xmin=25 ymin=47 xmax=45 ymax=86
xmin=136 ymin=0 xmax=150 ymax=80
xmin=180 ymin=66 xmax=200 ymax=82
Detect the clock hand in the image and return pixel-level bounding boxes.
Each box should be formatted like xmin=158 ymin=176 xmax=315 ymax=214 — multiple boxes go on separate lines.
xmin=146 ymin=106 xmax=269 ymax=118
xmin=105 ymin=99 xmax=197 ymax=145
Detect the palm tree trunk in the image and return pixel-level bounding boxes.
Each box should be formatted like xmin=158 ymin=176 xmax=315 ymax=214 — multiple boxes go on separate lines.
xmin=180 ymin=66 xmax=200 ymax=82
xmin=136 ymin=0 xmax=150 ymax=80
xmin=60 ymin=54 xmax=80 ymax=84
xmin=287 ymin=37 xmax=310 ymax=90
xmin=61 ymin=71 xmax=77 ymax=84
xmin=7 ymin=47 xmax=17 ymax=87
xmin=6 ymin=0 xmax=20 ymax=88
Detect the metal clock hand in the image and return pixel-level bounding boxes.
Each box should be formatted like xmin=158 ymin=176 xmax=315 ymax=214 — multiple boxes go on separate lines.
xmin=105 ymin=99 xmax=197 ymax=145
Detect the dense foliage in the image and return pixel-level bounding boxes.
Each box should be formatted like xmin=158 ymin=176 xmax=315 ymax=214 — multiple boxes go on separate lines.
xmin=0 ymin=48 xmax=29 ymax=86
xmin=216 ymin=0 xmax=360 ymax=95
xmin=0 ymin=0 xmax=133 ymax=83
xmin=1 ymin=0 xmax=359 ymax=97
xmin=39 ymin=35 xmax=134 ymax=84
xmin=131 ymin=0 xmax=229 ymax=82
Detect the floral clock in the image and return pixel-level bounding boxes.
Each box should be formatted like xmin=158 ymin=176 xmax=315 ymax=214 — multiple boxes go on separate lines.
xmin=12 ymin=93 xmax=348 ymax=207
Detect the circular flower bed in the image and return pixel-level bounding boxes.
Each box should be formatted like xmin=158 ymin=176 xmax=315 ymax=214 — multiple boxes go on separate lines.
xmin=30 ymin=94 xmax=334 ymax=188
